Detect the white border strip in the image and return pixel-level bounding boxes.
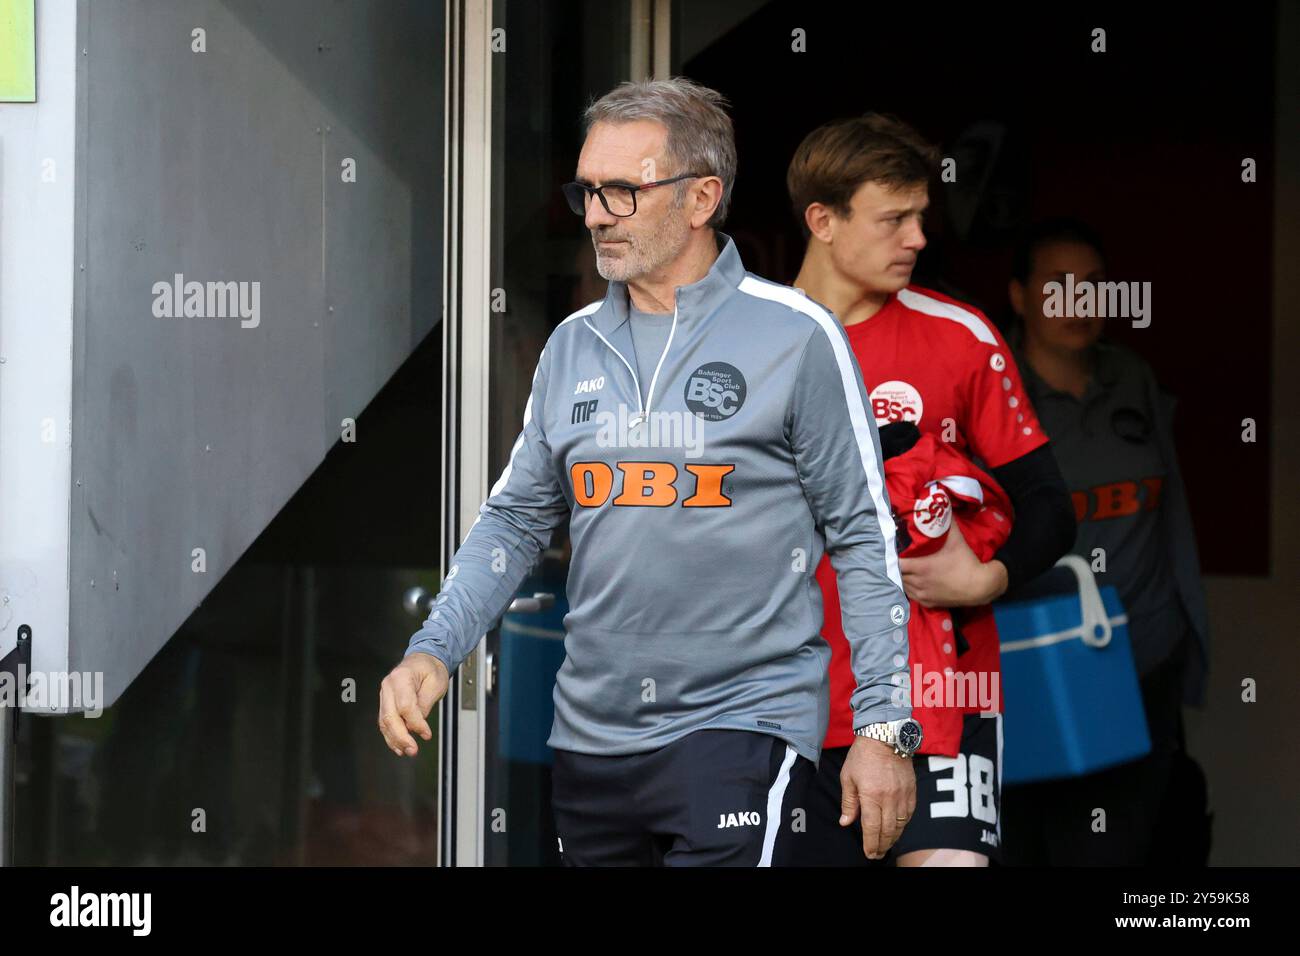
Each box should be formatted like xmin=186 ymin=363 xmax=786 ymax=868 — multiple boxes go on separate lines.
xmin=1000 ymin=614 xmax=1128 ymax=652
xmin=738 ymin=277 xmax=903 ymax=591
xmin=898 ymin=288 xmax=998 ymax=345
xmin=759 ymin=744 xmax=798 ymax=867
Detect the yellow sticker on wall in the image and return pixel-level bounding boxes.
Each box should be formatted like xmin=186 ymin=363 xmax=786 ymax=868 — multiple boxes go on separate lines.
xmin=0 ymin=0 xmax=37 ymax=102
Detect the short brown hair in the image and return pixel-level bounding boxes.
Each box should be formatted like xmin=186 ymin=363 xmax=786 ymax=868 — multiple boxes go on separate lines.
xmin=786 ymin=113 xmax=940 ymax=239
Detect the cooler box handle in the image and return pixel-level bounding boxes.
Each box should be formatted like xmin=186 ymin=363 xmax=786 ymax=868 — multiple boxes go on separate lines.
xmin=1054 ymin=553 xmax=1112 ymax=649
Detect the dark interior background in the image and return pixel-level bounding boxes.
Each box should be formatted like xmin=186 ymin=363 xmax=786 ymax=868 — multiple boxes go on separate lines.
xmin=662 ymin=1 xmax=1275 ymax=574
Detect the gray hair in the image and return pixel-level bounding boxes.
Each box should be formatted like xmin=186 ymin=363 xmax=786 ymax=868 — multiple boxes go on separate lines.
xmin=582 ymin=77 xmax=737 ymax=228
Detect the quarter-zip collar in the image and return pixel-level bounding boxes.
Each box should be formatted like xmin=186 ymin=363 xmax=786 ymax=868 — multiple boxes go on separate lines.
xmin=586 ymin=230 xmax=746 ymax=336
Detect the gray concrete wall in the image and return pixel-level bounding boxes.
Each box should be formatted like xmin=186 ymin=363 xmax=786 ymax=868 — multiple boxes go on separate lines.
xmin=66 ymin=0 xmax=445 ymax=706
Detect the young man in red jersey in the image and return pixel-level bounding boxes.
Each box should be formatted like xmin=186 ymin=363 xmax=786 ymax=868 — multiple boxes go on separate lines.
xmin=783 ymin=114 xmax=1076 ymax=866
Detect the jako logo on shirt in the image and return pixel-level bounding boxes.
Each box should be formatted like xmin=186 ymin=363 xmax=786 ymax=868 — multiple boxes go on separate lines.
xmin=575 ymin=376 xmax=605 ymax=395
xmin=717 ymin=811 xmax=762 ymax=828
xmin=869 ymin=380 xmax=923 ymax=426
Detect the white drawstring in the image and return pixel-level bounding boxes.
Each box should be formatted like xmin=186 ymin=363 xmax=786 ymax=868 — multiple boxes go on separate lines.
xmin=584 ymin=302 xmax=679 ymax=428
xmin=640 ymin=303 xmax=679 ymax=424
xmin=583 ymin=318 xmax=644 ymax=421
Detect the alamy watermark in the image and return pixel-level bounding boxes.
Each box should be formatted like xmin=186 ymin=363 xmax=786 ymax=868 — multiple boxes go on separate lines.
xmin=0 ymin=665 xmax=105 ymax=717
xmin=50 ymin=885 xmax=150 ymax=936
xmin=890 ymin=663 xmax=1000 ymax=713
xmin=595 ymin=403 xmax=706 ymax=458
xmin=1043 ymin=273 xmax=1151 ymax=328
xmin=152 ymin=273 xmax=261 ymax=328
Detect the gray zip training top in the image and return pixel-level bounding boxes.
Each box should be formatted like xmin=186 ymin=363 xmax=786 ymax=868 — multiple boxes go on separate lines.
xmin=406 ymin=231 xmax=910 ymax=764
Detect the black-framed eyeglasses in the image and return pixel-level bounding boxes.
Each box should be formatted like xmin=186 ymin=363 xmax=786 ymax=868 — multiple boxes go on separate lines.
xmin=561 ymin=173 xmax=703 ymax=217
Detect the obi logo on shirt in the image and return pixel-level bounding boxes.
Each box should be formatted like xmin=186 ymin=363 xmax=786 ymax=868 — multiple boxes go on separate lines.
xmin=1072 ymin=477 xmax=1164 ymax=522
xmin=569 ymin=461 xmax=735 ymax=508
xmin=869 ymin=380 xmax=924 ymax=426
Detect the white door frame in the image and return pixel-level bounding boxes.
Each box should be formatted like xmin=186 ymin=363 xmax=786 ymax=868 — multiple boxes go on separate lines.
xmin=440 ymin=0 xmax=494 ymax=868
xmin=453 ymin=0 xmax=495 ymax=870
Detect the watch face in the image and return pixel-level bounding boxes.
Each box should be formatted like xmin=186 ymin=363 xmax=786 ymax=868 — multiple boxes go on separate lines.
xmin=897 ymin=719 xmax=923 ymax=753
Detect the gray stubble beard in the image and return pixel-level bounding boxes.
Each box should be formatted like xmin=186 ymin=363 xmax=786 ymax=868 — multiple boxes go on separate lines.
xmin=592 ymin=205 xmax=691 ymax=284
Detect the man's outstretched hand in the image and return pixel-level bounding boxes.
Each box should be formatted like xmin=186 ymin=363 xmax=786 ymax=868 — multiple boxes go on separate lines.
xmin=840 ymin=735 xmax=917 ymax=860
xmin=378 ymin=652 xmax=449 ymax=757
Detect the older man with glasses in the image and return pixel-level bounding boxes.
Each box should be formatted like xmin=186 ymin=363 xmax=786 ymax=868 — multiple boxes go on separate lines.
xmin=378 ymin=77 xmax=917 ymax=866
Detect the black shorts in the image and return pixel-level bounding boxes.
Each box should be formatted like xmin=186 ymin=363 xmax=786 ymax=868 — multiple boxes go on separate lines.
xmin=551 ymin=729 xmax=815 ymax=866
xmin=786 ymin=712 xmax=1004 ymax=865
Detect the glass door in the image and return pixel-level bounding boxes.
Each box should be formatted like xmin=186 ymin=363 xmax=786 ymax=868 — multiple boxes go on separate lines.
xmin=445 ymin=0 xmax=651 ymax=866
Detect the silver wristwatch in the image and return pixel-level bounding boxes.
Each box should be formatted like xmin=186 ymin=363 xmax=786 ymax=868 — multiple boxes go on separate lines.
xmin=855 ymin=718 xmax=923 ymax=757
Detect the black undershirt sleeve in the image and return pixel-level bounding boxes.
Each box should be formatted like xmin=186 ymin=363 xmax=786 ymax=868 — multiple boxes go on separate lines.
xmin=989 ymin=443 xmax=1077 ymax=595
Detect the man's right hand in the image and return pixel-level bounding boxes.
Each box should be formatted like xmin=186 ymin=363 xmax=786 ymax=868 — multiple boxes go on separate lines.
xmin=378 ymin=652 xmax=449 ymax=757
xmin=840 ymin=735 xmax=917 ymax=860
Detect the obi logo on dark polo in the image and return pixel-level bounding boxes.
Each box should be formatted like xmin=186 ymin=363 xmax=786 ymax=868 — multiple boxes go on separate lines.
xmin=1072 ymin=476 xmax=1164 ymax=522
xmin=685 ymin=362 xmax=746 ymax=421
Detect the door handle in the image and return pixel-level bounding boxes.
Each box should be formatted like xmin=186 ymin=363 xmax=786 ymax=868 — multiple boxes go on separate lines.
xmin=505 ymin=592 xmax=556 ymax=614
xmin=404 ymin=588 xmax=555 ymax=619
xmin=402 ymin=586 xmax=434 ymax=619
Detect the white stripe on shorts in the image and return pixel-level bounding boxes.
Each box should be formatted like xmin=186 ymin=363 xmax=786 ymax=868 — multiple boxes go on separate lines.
xmin=759 ymin=744 xmax=798 ymax=867
xmin=995 ymin=712 xmax=1004 ymax=845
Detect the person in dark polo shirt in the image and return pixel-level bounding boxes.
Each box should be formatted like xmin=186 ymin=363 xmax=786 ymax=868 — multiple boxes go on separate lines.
xmin=999 ymin=218 xmax=1212 ymax=866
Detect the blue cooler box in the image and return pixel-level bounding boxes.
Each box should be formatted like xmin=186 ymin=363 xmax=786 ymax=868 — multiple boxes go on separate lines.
xmin=498 ymin=577 xmax=568 ymax=765
xmin=994 ymin=555 xmax=1150 ymax=784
